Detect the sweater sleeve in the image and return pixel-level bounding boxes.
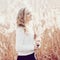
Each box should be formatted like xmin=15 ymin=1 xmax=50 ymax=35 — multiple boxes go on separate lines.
xmin=33 ymin=23 xmax=41 ymax=49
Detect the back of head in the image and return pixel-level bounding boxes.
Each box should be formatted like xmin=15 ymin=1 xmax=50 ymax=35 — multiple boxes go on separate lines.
xmin=16 ymin=8 xmax=32 ymax=27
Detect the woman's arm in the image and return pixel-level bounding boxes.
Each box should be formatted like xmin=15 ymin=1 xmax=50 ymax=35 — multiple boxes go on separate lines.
xmin=33 ymin=24 xmax=41 ymax=50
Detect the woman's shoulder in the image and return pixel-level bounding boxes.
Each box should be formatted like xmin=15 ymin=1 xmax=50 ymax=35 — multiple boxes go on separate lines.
xmin=16 ymin=27 xmax=24 ymax=33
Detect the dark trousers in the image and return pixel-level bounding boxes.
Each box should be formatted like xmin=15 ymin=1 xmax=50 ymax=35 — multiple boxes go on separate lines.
xmin=17 ymin=53 xmax=36 ymax=60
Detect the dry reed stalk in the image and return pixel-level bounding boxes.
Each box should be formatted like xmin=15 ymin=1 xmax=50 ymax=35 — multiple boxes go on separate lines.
xmin=35 ymin=27 xmax=60 ymax=60
xmin=0 ymin=31 xmax=17 ymax=60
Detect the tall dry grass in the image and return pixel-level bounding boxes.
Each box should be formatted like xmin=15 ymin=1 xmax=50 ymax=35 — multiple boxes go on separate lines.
xmin=35 ymin=27 xmax=60 ymax=60
xmin=0 ymin=31 xmax=17 ymax=60
xmin=0 ymin=9 xmax=60 ymax=60
xmin=0 ymin=25 xmax=60 ymax=60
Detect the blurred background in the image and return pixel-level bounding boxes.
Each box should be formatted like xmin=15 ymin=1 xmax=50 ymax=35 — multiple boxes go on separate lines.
xmin=0 ymin=0 xmax=60 ymax=60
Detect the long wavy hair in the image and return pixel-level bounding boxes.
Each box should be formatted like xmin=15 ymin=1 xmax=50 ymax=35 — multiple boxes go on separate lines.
xmin=16 ymin=8 xmax=31 ymax=27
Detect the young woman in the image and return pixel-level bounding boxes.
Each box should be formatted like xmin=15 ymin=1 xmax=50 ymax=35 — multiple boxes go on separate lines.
xmin=16 ymin=8 xmax=37 ymax=60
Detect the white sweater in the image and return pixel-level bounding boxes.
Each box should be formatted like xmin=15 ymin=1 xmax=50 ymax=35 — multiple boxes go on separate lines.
xmin=16 ymin=21 xmax=35 ymax=56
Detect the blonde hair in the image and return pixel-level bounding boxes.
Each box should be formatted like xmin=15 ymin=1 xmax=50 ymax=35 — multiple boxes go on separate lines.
xmin=16 ymin=8 xmax=31 ymax=27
